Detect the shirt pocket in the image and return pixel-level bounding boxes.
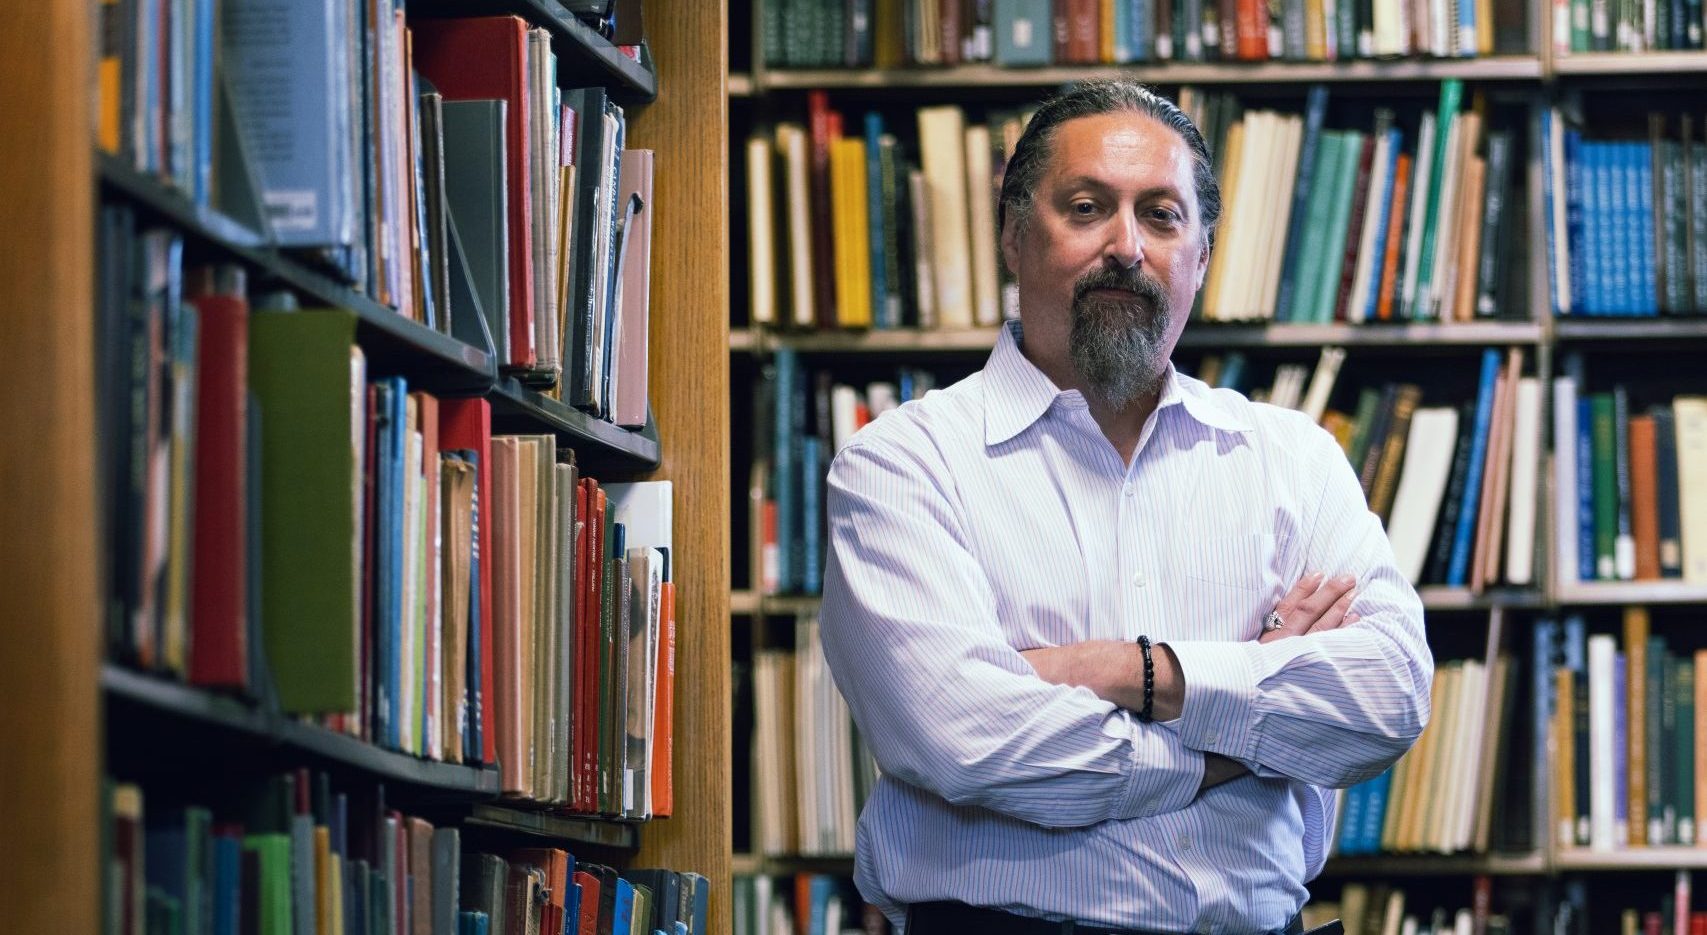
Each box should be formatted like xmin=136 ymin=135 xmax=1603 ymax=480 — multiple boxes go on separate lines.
xmin=1181 ymin=533 xmax=1286 ymax=592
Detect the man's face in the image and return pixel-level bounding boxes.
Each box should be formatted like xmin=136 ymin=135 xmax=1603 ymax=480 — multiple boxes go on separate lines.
xmin=1001 ymin=110 xmax=1210 ymax=411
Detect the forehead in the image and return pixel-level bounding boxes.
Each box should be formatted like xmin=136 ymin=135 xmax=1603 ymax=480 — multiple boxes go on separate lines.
xmin=1043 ymin=110 xmax=1197 ymax=193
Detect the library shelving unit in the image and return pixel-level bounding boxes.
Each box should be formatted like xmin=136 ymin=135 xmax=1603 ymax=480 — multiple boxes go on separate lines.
xmin=721 ymin=0 xmax=1707 ymax=926
xmin=1 ymin=0 xmax=731 ymax=930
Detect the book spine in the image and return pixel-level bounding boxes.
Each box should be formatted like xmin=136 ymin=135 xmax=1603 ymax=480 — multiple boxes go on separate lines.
xmin=1446 ymin=349 xmax=1500 ymax=586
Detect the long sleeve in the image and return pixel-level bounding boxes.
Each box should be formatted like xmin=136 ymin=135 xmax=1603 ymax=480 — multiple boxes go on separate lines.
xmin=1165 ymin=425 xmax=1435 ymax=790
xmin=818 ymin=437 xmax=1207 ymax=829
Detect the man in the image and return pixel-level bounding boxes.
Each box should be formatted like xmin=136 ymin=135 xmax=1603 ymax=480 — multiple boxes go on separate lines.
xmin=817 ymin=81 xmax=1432 ymax=935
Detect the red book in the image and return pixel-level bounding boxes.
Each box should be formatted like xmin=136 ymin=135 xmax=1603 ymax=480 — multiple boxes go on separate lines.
xmin=574 ymin=478 xmax=597 ymax=811
xmin=650 ymin=580 xmax=675 ymax=817
xmin=1333 ymin=133 xmax=1378 ymax=322
xmin=576 ymin=482 xmax=605 ymax=812
xmin=411 ymin=17 xmax=536 ymax=369
xmin=1235 ymin=0 xmax=1270 ymax=58
xmin=806 ymin=92 xmax=840 ymax=330
xmin=439 ymin=398 xmax=495 ymax=766
xmin=572 ymin=870 xmax=600 ymax=935
xmin=940 ymin=0 xmax=964 ymax=64
xmin=188 ymin=287 xmax=248 ymax=688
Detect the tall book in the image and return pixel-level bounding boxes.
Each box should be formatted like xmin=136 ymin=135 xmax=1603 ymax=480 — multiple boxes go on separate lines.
xmin=917 ymin=106 xmax=975 ymax=328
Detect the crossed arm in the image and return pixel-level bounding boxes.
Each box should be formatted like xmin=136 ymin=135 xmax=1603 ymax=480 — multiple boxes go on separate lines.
xmin=817 ymin=432 xmax=1432 ymax=829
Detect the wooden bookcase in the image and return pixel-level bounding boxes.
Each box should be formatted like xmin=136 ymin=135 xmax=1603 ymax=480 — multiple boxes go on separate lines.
xmin=0 ymin=0 xmax=731 ymax=931
xmin=723 ymin=0 xmax=1707 ymax=925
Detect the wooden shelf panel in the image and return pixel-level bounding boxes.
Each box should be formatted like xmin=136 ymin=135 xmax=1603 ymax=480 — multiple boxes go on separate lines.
xmin=730 ymin=322 xmax=1544 ymax=354
xmin=103 ymin=665 xmax=500 ymax=796
xmin=98 ymin=153 xmax=497 ymax=395
xmin=1554 ymin=848 xmax=1707 ymax=870
xmin=742 ymin=56 xmax=1543 ymax=92
xmin=1553 ymin=581 xmax=1707 ymax=605
xmin=488 ymin=378 xmax=662 ymax=472
xmin=731 ymin=853 xmax=856 ymax=876
xmin=1553 ymin=317 xmax=1707 ymax=342
xmin=464 ymin=802 xmax=639 ymax=849
xmin=1552 ymin=51 xmax=1707 ymax=75
xmin=1320 ymin=851 xmax=1549 ymax=877
xmin=410 ymin=0 xmax=657 ymax=102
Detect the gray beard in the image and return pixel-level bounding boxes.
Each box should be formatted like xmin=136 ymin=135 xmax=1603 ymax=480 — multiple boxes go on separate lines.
xmin=1069 ymin=276 xmax=1173 ymax=412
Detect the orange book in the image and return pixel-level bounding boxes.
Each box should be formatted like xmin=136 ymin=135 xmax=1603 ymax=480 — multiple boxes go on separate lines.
xmin=1630 ymin=415 xmax=1663 ymax=580
xmin=650 ymin=581 xmax=676 ymax=817
xmin=511 ymin=848 xmax=572 ymax=935
xmin=1469 ymin=353 xmax=1513 ymax=592
xmin=1555 ymin=667 xmax=1576 ymax=849
xmin=1452 ymin=155 xmax=1488 ymax=322
xmin=1376 ymin=154 xmax=1414 ymax=321
xmin=1236 ymin=0 xmax=1271 ymax=58
xmin=1626 ymin=608 xmax=1651 ymax=846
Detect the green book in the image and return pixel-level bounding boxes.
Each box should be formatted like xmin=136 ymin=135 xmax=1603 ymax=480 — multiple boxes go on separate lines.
xmin=1412 ymin=79 xmax=1464 ymax=320
xmin=1677 ymin=658 xmax=1696 ymax=845
xmin=1313 ymin=130 xmax=1367 ymax=324
xmin=1346 ymin=387 xmax=1384 ymax=469
xmin=1291 ymin=132 xmax=1346 ymax=324
xmin=631 ymin=884 xmax=652 ymax=935
xmin=1591 ymin=393 xmax=1618 ymax=580
xmin=248 ymin=309 xmax=362 ymax=714
xmin=241 ymin=834 xmax=293 ymax=935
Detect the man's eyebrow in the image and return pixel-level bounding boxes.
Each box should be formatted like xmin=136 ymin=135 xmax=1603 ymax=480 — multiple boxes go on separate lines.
xmin=1054 ymin=176 xmax=1189 ymax=202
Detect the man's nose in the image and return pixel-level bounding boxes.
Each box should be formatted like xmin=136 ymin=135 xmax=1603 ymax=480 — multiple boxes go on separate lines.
xmin=1104 ymin=212 xmax=1144 ymax=270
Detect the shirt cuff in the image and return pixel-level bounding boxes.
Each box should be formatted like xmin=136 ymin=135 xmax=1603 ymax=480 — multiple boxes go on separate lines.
xmin=1164 ymin=639 xmax=1261 ymax=761
xmin=1114 ymin=712 xmax=1206 ymax=820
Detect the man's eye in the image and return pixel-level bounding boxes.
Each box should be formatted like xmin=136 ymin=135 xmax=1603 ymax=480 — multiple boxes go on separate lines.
xmin=1150 ymin=208 xmax=1181 ymax=223
xmin=1072 ymin=201 xmax=1099 ymax=216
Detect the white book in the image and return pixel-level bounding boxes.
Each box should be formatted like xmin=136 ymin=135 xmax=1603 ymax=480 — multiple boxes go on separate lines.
xmin=1300 ymin=346 xmax=1347 ymax=423
xmin=779 ymin=124 xmax=815 ymax=328
xmin=1381 ymin=889 xmax=1406 ymax=935
xmin=830 ymin=384 xmax=862 ymax=452
xmin=1505 ymin=377 xmax=1543 ymax=585
xmin=1678 ymin=398 xmax=1707 ymax=581
xmin=1553 ymin=377 xmax=1580 ymax=586
xmin=918 ymin=106 xmax=975 ymax=329
xmin=963 ymin=124 xmax=1001 ymax=327
xmin=907 ymin=168 xmax=938 ymax=329
xmin=1347 ymin=129 xmax=1395 ymax=324
xmin=1399 ymin=918 xmax=1418 ymax=935
xmin=866 ymin=382 xmax=899 ymax=418
xmin=1254 ymin=114 xmax=1304 ymax=320
xmin=1388 ymin=407 xmax=1461 ymax=583
xmin=1421 ymin=663 xmax=1463 ymax=852
xmin=1588 ymin=634 xmax=1619 ymax=850
xmin=1222 ymin=112 xmax=1269 ymax=321
xmin=1401 ymin=112 xmax=1438 ymax=318
xmin=1549 ymin=110 xmax=1573 ymax=314
xmin=1375 ymin=0 xmax=1408 ymax=53
xmin=1452 ymin=659 xmax=1489 ymax=850
xmin=1453 ymin=909 xmax=1473 ymax=935
xmin=746 ymin=137 xmax=777 ymax=325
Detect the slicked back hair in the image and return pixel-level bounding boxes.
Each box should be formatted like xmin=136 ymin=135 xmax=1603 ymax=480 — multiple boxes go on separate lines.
xmin=998 ymin=80 xmax=1221 ymax=246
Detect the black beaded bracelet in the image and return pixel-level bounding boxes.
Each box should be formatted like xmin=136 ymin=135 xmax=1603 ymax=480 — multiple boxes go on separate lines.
xmin=1135 ymin=635 xmax=1156 ymax=723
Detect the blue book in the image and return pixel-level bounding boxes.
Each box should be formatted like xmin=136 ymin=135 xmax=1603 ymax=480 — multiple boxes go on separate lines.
xmin=1577 ymin=397 xmax=1597 ymax=580
xmin=1132 ymin=0 xmax=1156 ymax=60
xmin=371 ymin=379 xmax=397 ymax=746
xmin=212 ymin=835 xmax=241 ymax=935
xmin=993 ymin=0 xmax=1053 ymax=65
xmin=808 ymin=876 xmax=836 ymax=935
xmin=1337 ymin=780 xmax=1369 ymax=854
xmin=1634 ymin=141 xmax=1658 ymax=316
xmin=1534 ymin=619 xmax=1559 ymax=848
xmin=462 ymin=451 xmax=485 ymax=760
xmin=386 ymin=378 xmax=409 ymax=748
xmin=773 ymin=349 xmax=798 ymax=593
xmin=802 ymin=435 xmax=823 ymax=594
xmin=683 ymin=872 xmax=709 ymax=935
xmin=192 ymin=0 xmax=215 ymax=204
xmin=458 ymin=910 xmax=490 ymax=935
xmin=1274 ymin=86 xmax=1331 ymax=324
xmin=613 ymin=878 xmax=636 ymax=935
xmin=1541 ymin=111 xmax=1564 ymax=316
xmin=1604 ymin=142 xmax=1626 ymax=314
xmin=864 ymin=113 xmax=889 ymax=330
xmin=1362 ymin=127 xmax=1403 ymax=322
xmin=1446 ymin=349 xmax=1501 ymax=586
xmin=1112 ymin=0 xmax=1133 ymax=60
xmin=1565 ymin=130 xmax=1588 ymax=315
xmin=221 ymin=0 xmax=356 ymax=248
xmin=1360 ymin=768 xmax=1393 ymax=853
xmin=567 ymin=882 xmax=582 ymax=935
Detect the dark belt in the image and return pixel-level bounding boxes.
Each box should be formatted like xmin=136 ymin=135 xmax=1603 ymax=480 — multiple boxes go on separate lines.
xmin=904 ymin=901 xmax=1307 ymax=935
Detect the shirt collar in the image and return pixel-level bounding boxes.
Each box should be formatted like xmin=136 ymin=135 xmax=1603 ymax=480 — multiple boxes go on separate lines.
xmin=983 ymin=319 xmax=1252 ymax=447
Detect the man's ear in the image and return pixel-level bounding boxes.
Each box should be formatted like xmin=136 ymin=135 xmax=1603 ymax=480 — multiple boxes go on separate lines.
xmin=1000 ymin=216 xmax=1021 ymax=278
xmin=1194 ymin=235 xmax=1211 ymax=291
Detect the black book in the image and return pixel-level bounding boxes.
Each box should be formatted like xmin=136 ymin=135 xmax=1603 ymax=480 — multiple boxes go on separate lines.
xmin=1424 ymin=402 xmax=1478 ymax=585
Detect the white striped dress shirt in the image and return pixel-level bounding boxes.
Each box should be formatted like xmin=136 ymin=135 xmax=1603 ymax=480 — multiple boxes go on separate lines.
xmin=818 ymin=320 xmax=1432 ymax=934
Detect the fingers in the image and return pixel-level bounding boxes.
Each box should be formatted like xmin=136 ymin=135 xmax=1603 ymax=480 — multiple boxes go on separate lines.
xmin=1302 ymin=587 xmax=1357 ymax=634
xmin=1286 ymin=573 xmax=1356 ymax=628
xmin=1273 ymin=572 xmax=1325 ymax=620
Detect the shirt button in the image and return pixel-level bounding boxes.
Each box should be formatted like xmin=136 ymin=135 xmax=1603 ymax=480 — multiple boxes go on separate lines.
xmin=1122 ymin=484 xmax=1135 ymax=497
xmin=1204 ymin=729 xmax=1220 ymax=744
xmin=1132 ymin=573 xmax=1148 ymax=588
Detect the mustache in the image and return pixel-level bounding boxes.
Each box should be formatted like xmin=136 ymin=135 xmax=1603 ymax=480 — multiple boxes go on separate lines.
xmin=1071 ymin=267 xmax=1168 ymax=309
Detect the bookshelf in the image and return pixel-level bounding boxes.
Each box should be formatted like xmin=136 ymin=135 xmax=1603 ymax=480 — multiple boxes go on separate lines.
xmin=724 ymin=0 xmax=1707 ymax=929
xmin=1 ymin=0 xmax=731 ymax=931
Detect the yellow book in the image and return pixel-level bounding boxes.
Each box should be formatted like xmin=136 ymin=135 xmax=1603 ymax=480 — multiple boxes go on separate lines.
xmin=1556 ymin=666 xmax=1576 ymax=849
xmin=831 ymin=137 xmax=873 ymax=329
xmin=98 ymin=0 xmax=122 ymax=154
xmin=315 ymin=826 xmax=332 ymax=935
xmin=1397 ymin=664 xmax=1451 ymax=850
xmin=1304 ymin=0 xmax=1328 ymax=59
xmin=1200 ymin=119 xmax=1246 ymax=321
xmin=964 ymin=124 xmax=1001 ymax=328
xmin=1675 ymin=397 xmax=1707 ymax=581
xmin=1625 ymin=607 xmax=1650 ymax=846
xmin=1101 ymin=0 xmax=1117 ymax=62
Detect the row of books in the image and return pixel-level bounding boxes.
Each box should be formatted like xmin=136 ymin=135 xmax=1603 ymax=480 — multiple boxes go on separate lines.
xmin=1550 ymin=610 xmax=1707 ymax=852
xmin=1546 ymin=874 xmax=1701 ymax=934
xmin=750 ymin=351 xmax=937 ymax=596
xmin=747 ymin=95 xmax=1018 ymax=333
xmin=750 ymin=615 xmax=880 ymax=857
xmin=97 ymin=4 xmax=656 ymax=423
xmin=1193 ymin=346 xmax=1543 ymax=590
xmin=1552 ymin=375 xmax=1707 ymax=585
xmin=106 ymin=771 xmax=707 ymax=935
xmin=1544 ymin=111 xmax=1707 ymax=318
xmin=1187 ymin=81 xmax=1522 ymax=324
xmin=1320 ymin=878 xmax=1514 ymax=935
xmin=732 ymin=874 xmax=886 ymax=935
xmin=1332 ymin=653 xmax=1521 ymax=856
xmin=760 ymin=0 xmax=1505 ymax=69
xmin=98 ymin=214 xmax=677 ymax=817
xmin=1551 ymin=0 xmax=1707 ymax=52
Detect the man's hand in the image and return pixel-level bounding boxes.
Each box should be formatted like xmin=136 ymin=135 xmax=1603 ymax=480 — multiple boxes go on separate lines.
xmin=1259 ymin=572 xmax=1360 ymax=644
